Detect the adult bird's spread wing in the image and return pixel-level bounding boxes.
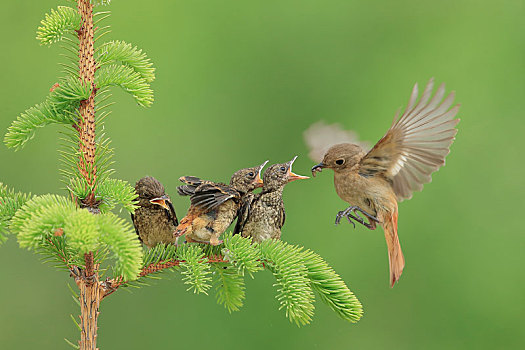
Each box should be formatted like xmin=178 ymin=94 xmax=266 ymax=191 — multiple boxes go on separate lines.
xmin=359 ymin=78 xmax=460 ymax=201
xmin=190 ymin=183 xmax=240 ymax=211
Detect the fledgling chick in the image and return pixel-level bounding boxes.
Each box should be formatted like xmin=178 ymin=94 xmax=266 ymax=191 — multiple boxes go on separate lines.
xmin=175 ymin=161 xmax=268 ymax=245
xmin=235 ymin=156 xmax=309 ymax=242
xmin=310 ymin=78 xmax=459 ymax=287
xmin=132 ymin=176 xmax=179 ymax=248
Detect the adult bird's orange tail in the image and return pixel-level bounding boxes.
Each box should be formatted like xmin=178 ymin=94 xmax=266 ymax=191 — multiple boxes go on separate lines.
xmin=382 ymin=209 xmax=405 ymax=287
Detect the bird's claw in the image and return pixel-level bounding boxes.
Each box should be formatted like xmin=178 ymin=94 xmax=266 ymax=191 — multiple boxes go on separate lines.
xmin=334 ymin=206 xmax=379 ymax=230
xmin=345 ymin=215 xmax=356 ymax=228
xmin=335 ymin=211 xmax=356 ymax=228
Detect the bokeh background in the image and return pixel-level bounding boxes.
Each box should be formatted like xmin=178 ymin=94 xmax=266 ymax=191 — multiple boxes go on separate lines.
xmin=1 ymin=0 xmax=523 ymax=349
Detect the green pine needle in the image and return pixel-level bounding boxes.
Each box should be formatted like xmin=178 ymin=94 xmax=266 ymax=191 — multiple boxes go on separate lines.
xmin=97 ymin=40 xmax=156 ymax=83
xmin=36 ymin=6 xmax=81 ymax=46
xmin=92 ymin=0 xmax=112 ymax=6
xmin=64 ymin=337 xmax=80 ymax=349
xmin=95 ymin=64 xmax=154 ymax=107
xmin=4 ymin=75 xmax=91 ymax=151
xmin=299 ymin=249 xmax=363 ymax=323
xmin=0 ymin=183 xmax=32 ymax=244
xmin=65 ymin=210 xmax=100 ymax=255
xmin=222 ymin=233 xmax=263 ymax=277
xmin=259 ymin=239 xmax=316 ymax=326
xmin=8 ymin=194 xmax=142 ymax=280
xmin=96 ymin=178 xmax=138 ymax=213
xmin=4 ymin=99 xmax=76 ymax=150
xmin=97 ymin=213 xmax=143 ymax=281
xmin=142 ymin=243 xmax=178 ymax=268
xmin=37 ymin=235 xmax=83 ymax=270
xmin=48 ymin=76 xmax=92 ymax=110
xmin=177 ymin=244 xmax=212 ymax=294
xmin=11 ymin=194 xmax=77 ymax=250
xmin=213 ymin=264 xmax=246 ymax=313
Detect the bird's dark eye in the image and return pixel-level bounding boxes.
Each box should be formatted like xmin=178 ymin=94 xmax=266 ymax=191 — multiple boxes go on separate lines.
xmin=280 ymin=166 xmax=286 ymax=172
xmin=248 ymin=172 xmax=254 ymax=177
xmin=335 ymin=159 xmax=345 ymax=165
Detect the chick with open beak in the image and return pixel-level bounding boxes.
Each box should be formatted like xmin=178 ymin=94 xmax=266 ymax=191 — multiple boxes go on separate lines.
xmin=175 ymin=161 xmax=268 ymax=245
xmin=132 ymin=176 xmax=179 ymax=248
xmin=235 ymin=156 xmax=309 ymax=242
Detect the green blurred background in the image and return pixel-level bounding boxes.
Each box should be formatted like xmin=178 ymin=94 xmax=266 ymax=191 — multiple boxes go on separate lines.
xmin=1 ymin=0 xmax=523 ymax=349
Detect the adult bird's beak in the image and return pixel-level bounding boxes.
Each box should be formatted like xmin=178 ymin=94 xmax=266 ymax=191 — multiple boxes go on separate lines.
xmin=311 ymin=162 xmax=326 ymax=177
xmin=150 ymin=195 xmax=171 ymax=210
xmin=254 ymin=160 xmax=269 ymax=187
xmin=287 ymin=156 xmax=309 ymax=182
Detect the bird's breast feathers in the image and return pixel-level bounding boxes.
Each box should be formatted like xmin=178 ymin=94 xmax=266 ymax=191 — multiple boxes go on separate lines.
xmin=334 ymin=171 xmax=395 ymax=214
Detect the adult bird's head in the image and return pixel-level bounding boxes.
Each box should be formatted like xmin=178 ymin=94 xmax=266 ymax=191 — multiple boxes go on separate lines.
xmin=311 ymin=143 xmax=366 ymax=177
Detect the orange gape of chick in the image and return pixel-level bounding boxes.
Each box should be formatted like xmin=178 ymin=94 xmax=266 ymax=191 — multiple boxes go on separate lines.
xmin=311 ymin=78 xmax=460 ymax=287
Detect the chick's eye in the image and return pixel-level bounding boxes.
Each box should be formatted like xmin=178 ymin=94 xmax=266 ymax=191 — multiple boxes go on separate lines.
xmin=248 ymin=172 xmax=254 ymax=177
xmin=335 ymin=159 xmax=345 ymax=165
xmin=280 ymin=167 xmax=286 ymax=172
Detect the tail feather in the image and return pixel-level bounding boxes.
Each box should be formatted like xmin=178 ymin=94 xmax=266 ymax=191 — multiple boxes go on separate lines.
xmin=383 ymin=209 xmax=405 ymax=287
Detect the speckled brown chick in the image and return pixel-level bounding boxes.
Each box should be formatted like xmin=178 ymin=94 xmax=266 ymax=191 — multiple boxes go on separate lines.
xmin=132 ymin=176 xmax=179 ymax=248
xmin=175 ymin=161 xmax=268 ymax=245
xmin=236 ymin=156 xmax=308 ymax=243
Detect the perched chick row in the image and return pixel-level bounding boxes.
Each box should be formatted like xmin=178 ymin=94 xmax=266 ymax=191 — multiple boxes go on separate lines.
xmin=132 ymin=157 xmax=308 ymax=248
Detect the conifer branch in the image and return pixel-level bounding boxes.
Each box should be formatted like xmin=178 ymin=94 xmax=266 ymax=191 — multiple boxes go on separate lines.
xmin=222 ymin=232 xmax=263 ymax=277
xmin=259 ymin=240 xmax=316 ymax=326
xmin=95 ymin=64 xmax=154 ymax=107
xmin=299 ymin=249 xmax=363 ymax=323
xmin=97 ymin=40 xmax=155 ymax=83
xmin=100 ymin=236 xmax=363 ymax=325
xmin=177 ymin=244 xmax=213 ymax=294
xmin=4 ymin=99 xmax=78 ymax=150
xmin=37 ymin=6 xmax=81 ymax=45
xmin=97 ymin=213 xmax=143 ymax=281
xmin=213 ymin=264 xmax=246 ymax=313
xmin=0 ymin=183 xmax=32 ymax=244
xmin=10 ymin=194 xmax=78 ymax=249
xmin=96 ymin=178 xmax=138 ymax=213
xmin=4 ymin=74 xmax=93 ymax=151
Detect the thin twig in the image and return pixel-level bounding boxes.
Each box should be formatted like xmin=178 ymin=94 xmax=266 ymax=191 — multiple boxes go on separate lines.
xmin=101 ymin=254 xmax=230 ymax=299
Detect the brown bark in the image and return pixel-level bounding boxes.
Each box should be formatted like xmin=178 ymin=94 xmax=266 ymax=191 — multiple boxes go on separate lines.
xmin=77 ymin=0 xmax=97 ymax=207
xmin=77 ymin=265 xmax=103 ymax=350
xmin=75 ymin=1 xmax=100 ymax=349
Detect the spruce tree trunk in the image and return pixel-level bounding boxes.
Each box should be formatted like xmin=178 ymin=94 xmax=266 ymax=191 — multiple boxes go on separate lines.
xmin=78 ymin=254 xmax=101 ymax=350
xmin=76 ymin=0 xmax=100 ymax=348
xmin=78 ymin=279 xmax=101 ymax=350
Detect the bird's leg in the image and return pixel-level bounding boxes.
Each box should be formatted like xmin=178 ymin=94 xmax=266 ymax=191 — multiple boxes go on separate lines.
xmin=335 ymin=206 xmax=379 ymax=230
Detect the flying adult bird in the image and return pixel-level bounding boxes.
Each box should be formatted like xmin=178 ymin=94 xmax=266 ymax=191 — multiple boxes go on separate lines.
xmin=235 ymin=156 xmax=309 ymax=242
xmin=309 ymin=78 xmax=460 ymax=287
xmin=175 ymin=161 xmax=268 ymax=245
xmin=132 ymin=176 xmax=179 ymax=248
